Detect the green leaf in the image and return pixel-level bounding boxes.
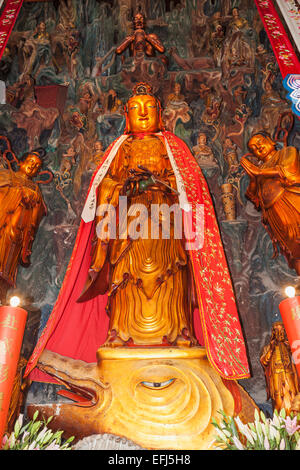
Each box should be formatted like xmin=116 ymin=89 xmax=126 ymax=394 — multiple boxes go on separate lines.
xmin=211 ymin=417 xmax=218 ymax=427
xmin=30 ymin=421 xmax=42 ymax=437
xmin=229 ymin=418 xmax=238 ymax=437
xmin=279 ymin=408 xmax=286 ymax=419
xmin=14 ymin=420 xmax=21 ymax=439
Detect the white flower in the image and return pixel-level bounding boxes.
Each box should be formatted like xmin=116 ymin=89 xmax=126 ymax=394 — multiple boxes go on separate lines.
xmin=234 ymin=417 xmax=255 ymax=445
xmin=22 ymin=431 xmax=30 ymax=443
xmin=44 ymin=441 xmax=61 ymax=450
xmin=272 ymin=412 xmax=282 ymax=428
xmin=215 ymin=427 xmax=228 ymax=441
xmin=269 ymin=425 xmax=280 ymax=444
xmin=232 ymin=436 xmax=245 ymax=450
xmin=36 ymin=427 xmax=48 ymax=443
xmin=284 ymin=416 xmax=300 ymax=436
xmin=28 ymin=441 xmax=40 ymax=450
xmin=8 ymin=432 xmax=15 ymax=448
xmin=16 ymin=414 xmax=23 ymax=429
xmin=264 ymin=436 xmax=270 ymax=450
xmin=279 ymin=438 xmax=286 ymax=450
xmin=255 ymin=421 xmax=263 ymax=445
xmin=295 ymin=439 xmax=300 ymax=450
xmin=254 ymin=409 xmax=260 ymax=422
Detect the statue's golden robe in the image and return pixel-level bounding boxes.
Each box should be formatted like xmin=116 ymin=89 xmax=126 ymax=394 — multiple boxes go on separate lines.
xmin=85 ymin=134 xmax=195 ymax=345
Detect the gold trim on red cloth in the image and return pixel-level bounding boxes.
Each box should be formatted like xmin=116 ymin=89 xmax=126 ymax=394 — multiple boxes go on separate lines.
xmin=0 ymin=0 xmax=24 ymax=61
xmin=254 ymin=0 xmax=300 ymax=77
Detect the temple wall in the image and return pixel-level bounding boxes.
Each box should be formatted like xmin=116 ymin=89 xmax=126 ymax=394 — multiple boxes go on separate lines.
xmin=1 ymin=0 xmax=299 ymax=411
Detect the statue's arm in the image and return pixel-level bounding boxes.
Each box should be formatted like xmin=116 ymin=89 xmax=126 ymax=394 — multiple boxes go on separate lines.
xmin=0 ymin=169 xmax=13 ymax=188
xmin=276 ymin=147 xmax=300 ymax=185
xmin=245 ymin=175 xmax=260 ymax=209
xmin=21 ymin=194 xmax=46 ymax=265
xmin=116 ymin=35 xmax=134 ymax=54
xmin=89 ymin=148 xmax=126 ymax=272
xmin=145 ymin=33 xmax=165 ymax=53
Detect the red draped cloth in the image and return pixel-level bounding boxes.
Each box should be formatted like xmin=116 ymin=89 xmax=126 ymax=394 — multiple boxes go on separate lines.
xmin=25 ymin=131 xmax=250 ymax=383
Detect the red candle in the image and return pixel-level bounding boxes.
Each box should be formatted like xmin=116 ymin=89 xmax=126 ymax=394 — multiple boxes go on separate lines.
xmin=279 ymin=295 xmax=300 ymax=378
xmin=0 ymin=303 xmax=27 ymax=446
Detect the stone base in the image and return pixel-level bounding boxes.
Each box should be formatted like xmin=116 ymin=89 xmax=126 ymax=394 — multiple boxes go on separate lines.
xmin=27 ymin=347 xmax=258 ymax=450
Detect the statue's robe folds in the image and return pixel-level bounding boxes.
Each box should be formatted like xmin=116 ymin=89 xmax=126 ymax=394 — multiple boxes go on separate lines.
xmin=0 ymin=169 xmax=46 ymax=287
xmin=246 ymin=146 xmax=300 ymax=269
xmin=25 ymin=131 xmax=250 ymax=383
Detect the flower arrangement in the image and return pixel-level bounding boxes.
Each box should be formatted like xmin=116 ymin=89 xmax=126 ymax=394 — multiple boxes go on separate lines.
xmin=1 ymin=411 xmax=75 ymax=450
xmin=212 ymin=408 xmax=300 ymax=450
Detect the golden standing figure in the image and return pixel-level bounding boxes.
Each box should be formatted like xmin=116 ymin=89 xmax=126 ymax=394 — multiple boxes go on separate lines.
xmin=116 ymin=12 xmax=165 ymax=58
xmin=240 ymin=133 xmax=300 ymax=274
xmin=0 ymin=151 xmax=46 ymax=303
xmin=25 ymin=84 xmax=252 ymax=449
xmin=79 ymin=84 xmax=196 ymax=347
xmin=260 ymin=322 xmax=299 ymax=414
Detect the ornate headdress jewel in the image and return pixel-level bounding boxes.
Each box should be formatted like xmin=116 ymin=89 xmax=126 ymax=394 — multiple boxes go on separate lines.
xmin=132 ymin=82 xmax=153 ymax=97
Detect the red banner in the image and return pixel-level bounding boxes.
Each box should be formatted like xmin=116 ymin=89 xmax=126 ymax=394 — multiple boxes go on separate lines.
xmin=254 ymin=0 xmax=300 ymax=77
xmin=0 ymin=0 xmax=23 ymax=61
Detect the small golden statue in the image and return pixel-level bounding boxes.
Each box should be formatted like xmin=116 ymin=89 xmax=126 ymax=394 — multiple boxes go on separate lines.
xmin=260 ymin=322 xmax=299 ymax=414
xmin=240 ymin=132 xmax=300 ymax=274
xmin=192 ymin=132 xmax=218 ymax=168
xmin=0 ymin=148 xmax=47 ymax=303
xmin=116 ymin=12 xmax=165 ymax=58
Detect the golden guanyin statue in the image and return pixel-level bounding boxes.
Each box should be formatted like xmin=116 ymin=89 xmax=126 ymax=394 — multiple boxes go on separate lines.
xmin=0 ymin=149 xmax=47 ymax=303
xmin=26 ymin=82 xmax=249 ymax=377
xmin=260 ymin=322 xmax=299 ymax=414
xmin=24 ymin=84 xmax=253 ymax=450
xmin=240 ymin=132 xmax=300 ymax=274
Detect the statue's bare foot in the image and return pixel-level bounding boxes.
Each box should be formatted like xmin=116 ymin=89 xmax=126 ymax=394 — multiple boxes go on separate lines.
xmin=104 ymin=330 xmax=127 ymax=347
xmin=173 ymin=328 xmax=197 ymax=348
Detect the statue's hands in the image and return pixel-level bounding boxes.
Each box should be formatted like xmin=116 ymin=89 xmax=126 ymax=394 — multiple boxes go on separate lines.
xmin=240 ymin=156 xmax=261 ymax=177
xmin=138 ymin=176 xmax=154 ymax=192
xmin=123 ymin=175 xmax=155 ymax=196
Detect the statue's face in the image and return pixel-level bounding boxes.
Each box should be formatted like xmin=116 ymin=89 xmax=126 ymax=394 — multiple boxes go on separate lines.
xmin=94 ymin=140 xmax=103 ymax=152
xmin=248 ymin=134 xmax=276 ymax=160
xmin=19 ymin=154 xmax=42 ymax=178
xmin=174 ymin=83 xmax=181 ymax=94
xmin=127 ymin=94 xmax=159 ymax=133
xmin=274 ymin=323 xmax=285 ymax=341
xmin=198 ymin=133 xmax=207 ymax=145
xmin=134 ymin=13 xmax=144 ymax=29
xmin=38 ymin=22 xmax=46 ymax=32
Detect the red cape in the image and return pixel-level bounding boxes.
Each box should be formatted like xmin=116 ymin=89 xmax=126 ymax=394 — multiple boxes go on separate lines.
xmin=25 ymin=131 xmax=250 ymax=382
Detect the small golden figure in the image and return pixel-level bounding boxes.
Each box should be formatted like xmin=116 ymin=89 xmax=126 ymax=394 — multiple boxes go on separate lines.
xmin=166 ymin=82 xmax=185 ymax=105
xmin=0 ymin=150 xmax=47 ymax=303
xmin=192 ymin=132 xmax=218 ymax=168
xmin=260 ymin=322 xmax=299 ymax=414
xmin=116 ymin=12 xmax=165 ymax=58
xmin=240 ymin=132 xmax=300 ymax=274
xmin=229 ymin=7 xmax=249 ymax=31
